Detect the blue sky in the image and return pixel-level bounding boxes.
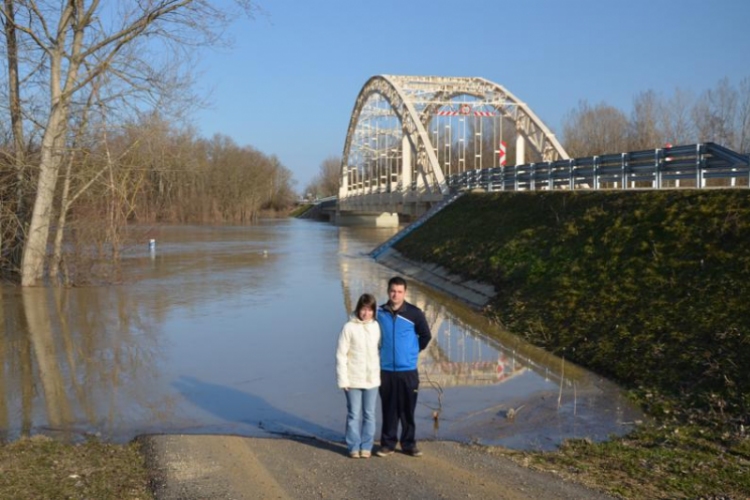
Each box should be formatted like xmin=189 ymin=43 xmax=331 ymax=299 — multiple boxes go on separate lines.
xmin=193 ymin=0 xmax=750 ymax=190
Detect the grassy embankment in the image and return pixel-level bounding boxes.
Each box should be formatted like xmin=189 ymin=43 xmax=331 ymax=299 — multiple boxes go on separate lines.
xmin=289 ymin=203 xmax=314 ymax=217
xmin=395 ymin=190 xmax=750 ymax=499
xmin=0 ymin=436 xmax=152 ymax=499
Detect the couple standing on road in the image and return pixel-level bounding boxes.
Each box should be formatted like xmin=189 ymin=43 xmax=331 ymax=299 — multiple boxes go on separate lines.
xmin=335 ymin=276 xmax=432 ymax=459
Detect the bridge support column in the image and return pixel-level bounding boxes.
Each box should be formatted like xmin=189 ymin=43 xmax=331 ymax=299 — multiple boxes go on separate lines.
xmin=402 ymin=135 xmax=412 ymax=190
xmin=339 ymin=165 xmax=349 ymax=199
xmin=335 ymin=211 xmax=399 ymax=227
xmin=415 ymin=152 xmax=425 ymax=193
xmin=516 ymin=132 xmax=526 ymax=165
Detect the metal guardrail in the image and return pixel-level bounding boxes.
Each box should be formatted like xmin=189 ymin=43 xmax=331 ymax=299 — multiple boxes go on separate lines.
xmin=297 ymin=196 xmax=338 ymax=219
xmin=353 ymin=143 xmax=748 ymax=258
xmin=313 ymin=195 xmax=338 ymax=204
xmin=446 ymin=142 xmax=750 ymax=192
xmin=298 ymin=195 xmax=337 ymax=205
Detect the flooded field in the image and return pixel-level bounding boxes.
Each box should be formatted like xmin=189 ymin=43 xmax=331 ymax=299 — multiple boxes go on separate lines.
xmin=0 ymin=219 xmax=642 ymax=450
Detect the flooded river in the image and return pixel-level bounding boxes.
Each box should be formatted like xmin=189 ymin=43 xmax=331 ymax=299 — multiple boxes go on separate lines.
xmin=0 ymin=219 xmax=642 ymax=450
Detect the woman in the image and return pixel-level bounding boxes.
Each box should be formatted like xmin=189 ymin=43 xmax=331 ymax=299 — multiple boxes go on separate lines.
xmin=335 ymin=293 xmax=381 ymax=458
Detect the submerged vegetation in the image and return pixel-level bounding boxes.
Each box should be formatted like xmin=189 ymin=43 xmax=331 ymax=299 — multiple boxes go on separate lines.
xmin=396 ymin=190 xmax=750 ymax=498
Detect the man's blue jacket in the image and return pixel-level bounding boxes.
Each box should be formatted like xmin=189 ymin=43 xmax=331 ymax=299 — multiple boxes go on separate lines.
xmin=377 ymin=301 xmax=432 ymax=372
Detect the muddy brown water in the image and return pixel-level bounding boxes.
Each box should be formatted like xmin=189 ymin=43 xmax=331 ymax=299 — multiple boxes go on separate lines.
xmin=0 ymin=219 xmax=642 ymax=450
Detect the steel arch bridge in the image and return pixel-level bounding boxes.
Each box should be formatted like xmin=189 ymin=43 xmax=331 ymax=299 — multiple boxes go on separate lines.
xmin=338 ymin=75 xmax=568 ymax=219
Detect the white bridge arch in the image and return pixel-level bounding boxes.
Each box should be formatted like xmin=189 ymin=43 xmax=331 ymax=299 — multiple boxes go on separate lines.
xmin=338 ymin=75 xmax=568 ymax=218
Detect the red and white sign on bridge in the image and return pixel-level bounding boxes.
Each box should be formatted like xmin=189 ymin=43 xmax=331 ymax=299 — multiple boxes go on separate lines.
xmin=436 ymin=104 xmax=495 ymax=117
xmin=498 ymin=140 xmax=507 ymax=166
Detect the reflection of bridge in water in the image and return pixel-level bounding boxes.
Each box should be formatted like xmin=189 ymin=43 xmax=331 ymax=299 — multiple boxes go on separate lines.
xmin=422 ymin=344 xmax=525 ymax=388
xmin=335 ymin=233 xmax=647 ymax=451
xmin=418 ymin=305 xmax=527 ymax=388
xmin=338 ymin=228 xmax=577 ymax=390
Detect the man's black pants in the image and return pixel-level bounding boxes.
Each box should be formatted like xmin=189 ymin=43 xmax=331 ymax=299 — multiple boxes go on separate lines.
xmin=379 ymin=369 xmax=419 ymax=451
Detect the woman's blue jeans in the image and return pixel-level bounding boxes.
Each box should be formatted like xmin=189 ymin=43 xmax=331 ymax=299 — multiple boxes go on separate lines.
xmin=344 ymin=387 xmax=378 ymax=453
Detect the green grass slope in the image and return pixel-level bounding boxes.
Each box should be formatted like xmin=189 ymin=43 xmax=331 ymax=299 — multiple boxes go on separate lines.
xmin=396 ymin=190 xmax=750 ymax=422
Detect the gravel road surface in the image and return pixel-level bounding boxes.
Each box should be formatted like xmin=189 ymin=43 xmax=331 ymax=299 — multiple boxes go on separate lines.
xmin=140 ymin=435 xmax=613 ymax=499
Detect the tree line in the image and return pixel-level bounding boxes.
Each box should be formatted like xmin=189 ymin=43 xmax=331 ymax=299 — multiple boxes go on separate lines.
xmin=303 ymin=156 xmax=340 ymax=200
xmin=1 ymin=112 xmax=294 ymax=284
xmin=112 ymin=115 xmax=295 ymax=224
xmin=562 ymin=77 xmax=750 ymax=157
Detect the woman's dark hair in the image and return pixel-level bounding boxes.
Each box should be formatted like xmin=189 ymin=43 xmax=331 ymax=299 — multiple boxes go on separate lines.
xmin=354 ymin=293 xmax=377 ymax=320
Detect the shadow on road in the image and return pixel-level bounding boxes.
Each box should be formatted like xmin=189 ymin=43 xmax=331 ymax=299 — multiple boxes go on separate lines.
xmin=173 ymin=375 xmax=347 ymax=455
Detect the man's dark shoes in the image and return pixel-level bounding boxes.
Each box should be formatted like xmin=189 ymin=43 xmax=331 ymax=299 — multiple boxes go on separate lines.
xmin=376 ymin=447 xmax=395 ymax=457
xmin=403 ymin=447 xmax=423 ymax=457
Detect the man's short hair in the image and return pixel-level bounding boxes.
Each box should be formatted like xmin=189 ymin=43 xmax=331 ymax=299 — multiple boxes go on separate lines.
xmin=388 ymin=276 xmax=407 ymax=290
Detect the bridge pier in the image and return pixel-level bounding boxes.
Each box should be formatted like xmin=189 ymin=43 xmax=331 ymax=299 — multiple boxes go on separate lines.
xmin=337 ymin=189 xmax=443 ymax=223
xmin=397 ymin=201 xmax=435 ymax=222
xmin=334 ymin=210 xmax=399 ymax=227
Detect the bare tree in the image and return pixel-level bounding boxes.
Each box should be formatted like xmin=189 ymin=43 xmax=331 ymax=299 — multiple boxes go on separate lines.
xmin=562 ymin=101 xmax=630 ymax=157
xmin=265 ymin=155 xmax=296 ymax=211
xmin=0 ymin=0 xmax=253 ymax=286
xmin=629 ymin=90 xmax=664 ymax=150
xmin=735 ymin=77 xmax=750 ymax=153
xmin=1 ymin=0 xmax=27 ymax=271
xmin=661 ymin=87 xmax=695 ymax=145
xmin=693 ymin=77 xmax=737 ymax=147
xmin=306 ymin=155 xmax=341 ymax=198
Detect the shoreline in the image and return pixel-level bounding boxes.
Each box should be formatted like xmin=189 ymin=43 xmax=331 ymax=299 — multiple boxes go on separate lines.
xmin=375 ymin=248 xmax=496 ymax=309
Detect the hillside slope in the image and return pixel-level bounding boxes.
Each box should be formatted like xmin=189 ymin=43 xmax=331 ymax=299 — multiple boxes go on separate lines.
xmin=395 ymin=190 xmax=750 ymax=420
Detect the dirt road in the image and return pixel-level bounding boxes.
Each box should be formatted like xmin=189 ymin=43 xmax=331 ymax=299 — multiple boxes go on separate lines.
xmin=140 ymin=435 xmax=613 ymax=499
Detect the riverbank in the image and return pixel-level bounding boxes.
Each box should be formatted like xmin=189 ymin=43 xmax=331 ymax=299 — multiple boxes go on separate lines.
xmin=389 ymin=189 xmax=750 ymax=498
xmin=377 ymin=248 xmax=496 ymax=307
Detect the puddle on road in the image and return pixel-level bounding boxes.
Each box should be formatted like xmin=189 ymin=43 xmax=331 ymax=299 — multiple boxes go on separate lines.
xmin=0 ymin=220 xmax=643 ymax=450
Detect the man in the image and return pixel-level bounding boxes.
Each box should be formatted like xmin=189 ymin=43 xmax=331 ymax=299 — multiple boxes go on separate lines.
xmin=376 ymin=276 xmax=432 ymax=457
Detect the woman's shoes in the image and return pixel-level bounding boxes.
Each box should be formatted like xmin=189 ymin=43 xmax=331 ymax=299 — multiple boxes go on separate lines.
xmin=349 ymin=451 xmax=360 ymax=458
xmin=360 ymin=450 xmax=371 ymax=458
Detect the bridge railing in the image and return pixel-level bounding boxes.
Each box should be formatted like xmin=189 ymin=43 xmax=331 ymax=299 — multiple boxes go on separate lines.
xmin=447 ymin=143 xmax=750 ymax=193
